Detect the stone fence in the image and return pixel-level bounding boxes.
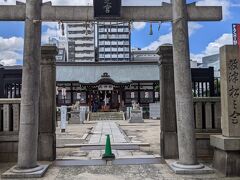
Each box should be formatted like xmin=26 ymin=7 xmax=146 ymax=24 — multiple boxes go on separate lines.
xmin=0 ymin=98 xmax=20 ymax=162
xmin=0 ymin=97 xmax=221 ymax=162
xmin=193 ymin=97 xmax=222 ymax=158
xmin=193 ymin=97 xmax=221 ymax=132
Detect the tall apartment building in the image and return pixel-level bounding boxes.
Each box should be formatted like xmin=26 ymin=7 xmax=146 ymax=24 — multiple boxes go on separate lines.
xmin=97 ymin=22 xmax=131 ymax=61
xmin=67 ymin=22 xmax=95 ymax=62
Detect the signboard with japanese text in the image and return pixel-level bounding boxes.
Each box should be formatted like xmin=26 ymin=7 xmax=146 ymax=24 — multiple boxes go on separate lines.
xmin=228 ymin=58 xmax=240 ymax=126
xmin=232 ymin=24 xmax=240 ymax=46
xmin=94 ymin=0 xmax=121 ymax=19
xmin=98 ymin=84 xmax=113 ymax=91
xmin=220 ymin=45 xmax=240 ymax=136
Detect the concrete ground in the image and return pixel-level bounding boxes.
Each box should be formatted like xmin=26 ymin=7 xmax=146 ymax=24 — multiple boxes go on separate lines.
xmin=0 ymin=120 xmax=239 ymax=180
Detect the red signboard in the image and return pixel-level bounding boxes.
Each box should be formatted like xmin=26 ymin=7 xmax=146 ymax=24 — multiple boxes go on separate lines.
xmin=233 ymin=24 xmax=240 ymax=46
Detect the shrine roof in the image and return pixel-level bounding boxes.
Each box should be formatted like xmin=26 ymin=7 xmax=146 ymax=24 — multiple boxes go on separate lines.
xmin=56 ymin=61 xmax=159 ymax=83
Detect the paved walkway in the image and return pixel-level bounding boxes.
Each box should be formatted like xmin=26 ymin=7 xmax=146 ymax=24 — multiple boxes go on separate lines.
xmin=87 ymin=121 xmax=137 ymax=159
xmin=89 ymin=121 xmax=128 ymax=144
xmin=56 ymin=121 xmax=150 ymax=160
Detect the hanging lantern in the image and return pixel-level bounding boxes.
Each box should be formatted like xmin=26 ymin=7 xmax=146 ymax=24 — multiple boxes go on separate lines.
xmin=149 ymin=22 xmax=153 ymax=35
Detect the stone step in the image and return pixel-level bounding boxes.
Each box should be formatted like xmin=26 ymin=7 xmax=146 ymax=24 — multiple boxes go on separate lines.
xmin=89 ymin=112 xmax=124 ymax=121
xmin=55 ymin=155 xmax=163 ymax=166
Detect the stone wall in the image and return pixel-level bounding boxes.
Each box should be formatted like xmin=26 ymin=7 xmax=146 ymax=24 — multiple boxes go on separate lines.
xmin=0 ymin=99 xmax=20 ymax=162
xmin=0 ymin=133 xmax=18 ymax=162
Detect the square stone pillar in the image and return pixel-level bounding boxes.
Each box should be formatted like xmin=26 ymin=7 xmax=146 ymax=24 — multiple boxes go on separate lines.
xmin=211 ymin=45 xmax=240 ymax=176
xmin=38 ymin=45 xmax=58 ymax=161
xmin=157 ymin=45 xmax=178 ymax=159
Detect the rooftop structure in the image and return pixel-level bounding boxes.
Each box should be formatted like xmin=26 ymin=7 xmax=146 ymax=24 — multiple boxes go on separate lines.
xmin=131 ymin=49 xmax=159 ymax=62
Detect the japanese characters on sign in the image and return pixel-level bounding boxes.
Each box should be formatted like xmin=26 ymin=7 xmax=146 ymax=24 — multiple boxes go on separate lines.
xmin=232 ymin=24 xmax=240 ymax=46
xmin=103 ymin=0 xmax=112 ymax=14
xmin=94 ymin=0 xmax=121 ymax=18
xmin=228 ymin=58 xmax=240 ymax=124
xmin=98 ymin=84 xmax=113 ymax=91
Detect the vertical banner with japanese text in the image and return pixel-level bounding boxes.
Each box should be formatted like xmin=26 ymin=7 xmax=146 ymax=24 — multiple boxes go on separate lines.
xmin=233 ymin=24 xmax=240 ymax=47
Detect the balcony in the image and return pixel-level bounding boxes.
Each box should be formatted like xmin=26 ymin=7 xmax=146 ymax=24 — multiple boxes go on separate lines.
xmin=68 ymin=33 xmax=94 ymax=38
xmin=75 ymin=53 xmax=95 ymax=58
xmin=75 ymin=46 xmax=94 ymax=51
xmin=75 ymin=40 xmax=94 ymax=45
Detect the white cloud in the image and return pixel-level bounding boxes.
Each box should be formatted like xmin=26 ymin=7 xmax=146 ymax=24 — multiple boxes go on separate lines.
xmin=132 ymin=22 xmax=146 ymax=30
xmin=0 ymin=36 xmax=23 ymax=51
xmin=143 ymin=22 xmax=203 ymax=50
xmin=188 ymin=22 xmax=203 ymax=36
xmin=143 ymin=32 xmax=172 ymax=50
xmin=0 ymin=59 xmax=17 ymax=66
xmin=0 ymin=36 xmax=23 ymax=66
xmin=196 ymin=0 xmax=231 ymax=20
xmin=191 ymin=33 xmax=232 ymax=62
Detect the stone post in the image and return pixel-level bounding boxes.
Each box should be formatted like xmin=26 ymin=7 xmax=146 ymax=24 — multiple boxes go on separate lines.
xmin=172 ymin=0 xmax=197 ymax=165
xmin=61 ymin=106 xmax=67 ymax=133
xmin=17 ymin=0 xmax=42 ymax=169
xmin=38 ymin=45 xmax=58 ymax=161
xmin=157 ymin=45 xmax=178 ymax=159
xmin=2 ymin=0 xmax=50 ymax=178
xmin=211 ymin=45 xmax=240 ymax=176
xmin=169 ymin=0 xmax=209 ymax=173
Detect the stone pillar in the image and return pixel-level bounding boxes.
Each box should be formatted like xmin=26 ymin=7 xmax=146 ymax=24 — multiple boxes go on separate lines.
xmin=171 ymin=0 xmax=197 ymax=166
xmin=17 ymin=0 xmax=42 ymax=169
xmin=2 ymin=0 xmax=51 ymax=178
xmin=61 ymin=106 xmax=67 ymax=133
xmin=38 ymin=45 xmax=58 ymax=161
xmin=157 ymin=45 xmax=178 ymax=159
xmin=211 ymin=45 xmax=240 ymax=176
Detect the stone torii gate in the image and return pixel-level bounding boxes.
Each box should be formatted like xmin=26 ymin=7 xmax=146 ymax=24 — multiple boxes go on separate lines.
xmin=0 ymin=0 xmax=222 ymax=177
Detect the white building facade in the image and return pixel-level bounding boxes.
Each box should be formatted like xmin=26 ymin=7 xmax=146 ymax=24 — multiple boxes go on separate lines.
xmin=67 ymin=22 xmax=95 ymax=62
xmin=97 ymin=22 xmax=131 ymax=61
xmin=201 ymin=54 xmax=220 ymax=77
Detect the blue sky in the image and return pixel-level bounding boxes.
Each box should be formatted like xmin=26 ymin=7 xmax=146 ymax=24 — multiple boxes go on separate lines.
xmin=0 ymin=0 xmax=240 ymax=65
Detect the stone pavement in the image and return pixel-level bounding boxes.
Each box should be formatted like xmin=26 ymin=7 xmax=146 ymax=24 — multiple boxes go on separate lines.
xmin=57 ymin=121 xmax=154 ymax=160
xmin=89 ymin=121 xmax=128 ymax=144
